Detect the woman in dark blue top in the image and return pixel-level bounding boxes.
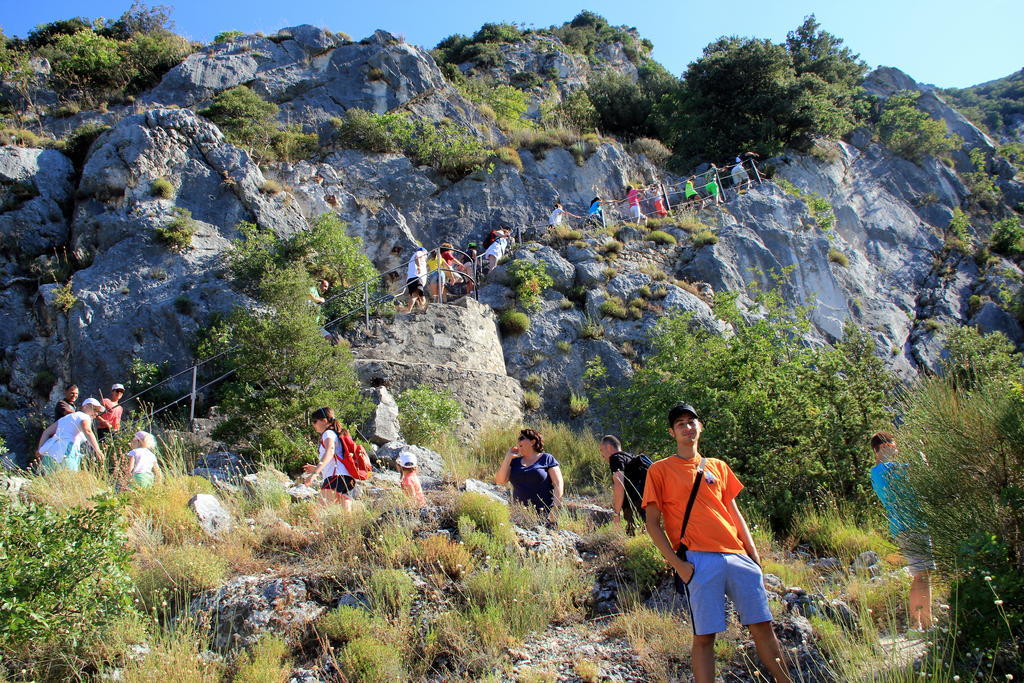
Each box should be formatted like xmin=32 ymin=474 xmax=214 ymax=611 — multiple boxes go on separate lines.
xmin=494 ymin=428 xmax=564 ymax=519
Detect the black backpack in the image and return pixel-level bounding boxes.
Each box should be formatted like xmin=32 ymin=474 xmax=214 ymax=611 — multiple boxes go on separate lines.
xmin=619 ymin=452 xmax=653 ymax=505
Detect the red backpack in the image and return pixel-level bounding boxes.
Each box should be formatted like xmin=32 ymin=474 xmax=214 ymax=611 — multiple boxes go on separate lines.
xmin=333 ymin=430 xmax=372 ymax=481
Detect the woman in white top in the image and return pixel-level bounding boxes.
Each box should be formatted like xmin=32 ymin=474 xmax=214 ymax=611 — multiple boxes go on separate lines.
xmin=125 ymin=431 xmax=161 ymax=488
xmin=36 ymin=397 xmax=105 ymax=473
xmin=302 ymin=406 xmax=356 ymax=510
xmin=401 ymin=247 xmax=429 ymax=313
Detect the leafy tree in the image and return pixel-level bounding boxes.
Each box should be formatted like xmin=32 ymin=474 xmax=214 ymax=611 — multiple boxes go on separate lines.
xmin=200 ymin=265 xmax=368 ymax=471
xmin=785 ymin=15 xmax=867 ymax=88
xmin=45 ymin=29 xmax=129 ymax=94
xmin=460 ymin=79 xmax=529 ymax=130
xmin=227 ymin=214 xmax=380 ymax=321
xmin=587 ymin=72 xmax=654 ymax=138
xmin=26 ymin=18 xmax=93 ymax=48
xmin=396 ymin=385 xmax=463 ymax=447
xmin=661 ymin=18 xmax=867 ymax=166
xmin=541 ymin=89 xmax=599 ymax=132
xmin=598 ymin=279 xmax=896 ymax=527
xmin=878 ymin=90 xmax=961 ymax=163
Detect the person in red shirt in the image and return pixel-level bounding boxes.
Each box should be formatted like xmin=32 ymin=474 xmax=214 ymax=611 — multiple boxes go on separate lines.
xmin=96 ymin=383 xmax=125 ymax=442
xmin=397 ymin=452 xmax=426 ymax=507
xmin=643 ymin=404 xmax=790 ymax=683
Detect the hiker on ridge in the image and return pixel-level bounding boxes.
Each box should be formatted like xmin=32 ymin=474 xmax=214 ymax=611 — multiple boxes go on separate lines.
xmin=599 ymin=435 xmax=650 ymax=537
xmin=644 ymin=403 xmax=791 ymax=683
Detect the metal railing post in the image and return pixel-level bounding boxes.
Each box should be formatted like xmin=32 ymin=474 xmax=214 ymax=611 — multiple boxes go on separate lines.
xmin=363 ymin=280 xmax=370 ymax=331
xmin=188 ymin=364 xmax=197 ymax=432
xmin=661 ymin=182 xmax=672 ymax=213
xmin=750 ymin=158 xmax=763 ymax=184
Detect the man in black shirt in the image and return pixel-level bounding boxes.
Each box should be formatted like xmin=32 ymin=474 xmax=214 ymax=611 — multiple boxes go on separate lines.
xmin=600 ymin=434 xmax=643 ymax=536
xmin=54 ymin=384 xmax=78 ymax=421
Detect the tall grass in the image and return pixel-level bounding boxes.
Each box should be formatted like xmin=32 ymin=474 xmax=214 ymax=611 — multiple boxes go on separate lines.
xmin=437 ymin=420 xmax=605 ymax=496
xmin=789 ymin=495 xmax=895 ymax=560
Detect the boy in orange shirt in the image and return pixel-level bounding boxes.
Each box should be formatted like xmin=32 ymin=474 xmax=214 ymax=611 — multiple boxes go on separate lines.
xmin=643 ymin=404 xmax=790 ymax=683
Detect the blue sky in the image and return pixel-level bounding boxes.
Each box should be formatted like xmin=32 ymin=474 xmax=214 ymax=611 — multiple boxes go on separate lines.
xmin=3 ymin=0 xmax=1022 ymax=88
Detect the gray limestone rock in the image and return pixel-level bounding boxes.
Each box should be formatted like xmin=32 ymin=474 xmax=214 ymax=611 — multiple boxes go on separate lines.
xmin=0 ymin=147 xmax=74 ymax=258
xmin=360 ymin=386 xmax=401 ymax=445
xmin=509 ymin=244 xmax=575 ymax=292
xmin=190 ymin=575 xmax=326 ymax=651
xmin=462 ymin=478 xmax=508 ymax=502
xmin=188 ymin=493 xmax=233 ymax=537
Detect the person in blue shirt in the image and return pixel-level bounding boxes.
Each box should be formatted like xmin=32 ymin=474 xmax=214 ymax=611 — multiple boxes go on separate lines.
xmin=869 ymin=431 xmax=935 ymax=630
xmin=494 ymin=428 xmax=563 ymax=522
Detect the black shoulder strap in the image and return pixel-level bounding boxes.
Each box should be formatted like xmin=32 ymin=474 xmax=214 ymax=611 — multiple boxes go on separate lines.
xmin=678 ymin=457 xmax=707 ymax=549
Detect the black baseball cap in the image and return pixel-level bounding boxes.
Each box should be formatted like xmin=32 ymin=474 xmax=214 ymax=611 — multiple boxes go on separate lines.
xmin=667 ymin=403 xmax=700 ymax=426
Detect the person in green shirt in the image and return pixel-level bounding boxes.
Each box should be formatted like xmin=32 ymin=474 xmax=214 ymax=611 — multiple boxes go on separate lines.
xmin=684 ymin=177 xmax=699 ymax=204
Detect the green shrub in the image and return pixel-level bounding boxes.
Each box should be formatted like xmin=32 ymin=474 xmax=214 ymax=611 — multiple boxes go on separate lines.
xmin=522 ymin=390 xmax=541 ymax=411
xmin=600 ymin=239 xmax=624 ymax=256
xmin=827 ymin=248 xmax=849 ymax=267
xmin=234 ymin=635 xmax=291 ymax=683
xmin=460 ymin=79 xmax=529 ymax=130
xmin=128 ymin=475 xmax=214 ymax=543
xmin=599 ymin=296 xmax=628 ymax=320
xmin=154 ymin=207 xmax=196 ymax=251
xmin=499 ymin=310 xmax=530 ymax=334
xmin=790 ymin=498 xmax=893 ymax=560
xmin=623 ymin=535 xmax=664 ymax=592
xmin=491 ymin=145 xmax=523 ymax=171
xmin=879 ymin=90 xmax=961 ymax=163
xmin=199 ymin=86 xmax=279 ymax=159
xmin=340 ymin=636 xmax=405 ymax=681
xmin=506 ymin=259 xmax=555 ymax=312
xmin=396 ymin=384 xmax=463 ymax=447
xmin=414 ymin=534 xmax=476 ymax=580
xmin=61 ymin=123 xmax=110 ymax=171
xmin=332 ymin=109 xmax=487 ymax=179
xmin=568 ymin=391 xmax=589 ymax=417
xmin=212 ymin=30 xmax=244 ymax=43
xmin=628 ymin=137 xmax=671 ymax=165
xmin=648 ymin=230 xmax=677 ymax=245
xmin=319 ymin=605 xmax=388 ymax=643
xmin=150 ymin=177 xmax=174 ymax=199
xmin=579 ymin=317 xmax=604 ymax=339
xmin=455 ymin=492 xmax=514 ymax=544
xmin=556 ymin=340 xmax=572 ymax=353
xmin=132 ymin=544 xmax=228 ymax=612
xmin=0 ymin=498 xmax=133 ymax=649
xmin=367 ymin=569 xmax=415 ymax=621
xmin=691 ymin=230 xmax=718 ymax=247
xmin=271 ymin=123 xmax=318 ymax=163
xmin=991 ymin=216 xmax=1024 ymax=256
xmin=54 ymin=281 xmax=77 ymax=312
xmin=807 ymin=194 xmax=835 ymax=230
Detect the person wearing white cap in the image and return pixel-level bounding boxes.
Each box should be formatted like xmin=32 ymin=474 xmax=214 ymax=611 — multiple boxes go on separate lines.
xmin=96 ymin=383 xmax=125 ymax=442
xmin=36 ymin=397 xmax=105 ymax=472
xmin=124 ymin=430 xmax=161 ymax=488
xmin=397 ymin=451 xmax=426 ymax=507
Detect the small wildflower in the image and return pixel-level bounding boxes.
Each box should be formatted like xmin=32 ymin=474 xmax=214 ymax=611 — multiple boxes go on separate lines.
xmin=953 ymin=676 xmax=960 ymax=682
xmin=1005 ymin=676 xmax=1013 ymax=681
xmin=940 ymin=604 xmax=950 ymax=611
xmin=995 ymin=599 xmax=1004 ymax=606
xmin=984 ymin=575 xmax=993 ymax=582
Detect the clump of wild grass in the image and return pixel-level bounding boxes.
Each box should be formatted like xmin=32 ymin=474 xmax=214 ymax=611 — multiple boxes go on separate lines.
xmin=606 ymin=607 xmax=691 ymax=681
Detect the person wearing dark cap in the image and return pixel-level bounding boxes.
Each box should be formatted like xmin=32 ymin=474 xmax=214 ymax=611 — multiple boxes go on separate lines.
xmin=643 ymin=404 xmax=790 ymax=683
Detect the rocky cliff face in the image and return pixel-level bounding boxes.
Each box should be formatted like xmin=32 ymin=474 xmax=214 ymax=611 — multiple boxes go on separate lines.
xmin=1 ymin=26 xmax=1022 ymax=454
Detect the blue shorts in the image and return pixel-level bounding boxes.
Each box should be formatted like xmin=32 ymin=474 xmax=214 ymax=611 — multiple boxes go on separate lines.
xmin=684 ymin=550 xmax=773 ymax=635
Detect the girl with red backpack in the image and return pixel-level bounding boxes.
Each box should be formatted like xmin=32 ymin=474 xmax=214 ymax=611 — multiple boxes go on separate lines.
xmin=303 ymin=407 xmax=360 ymax=510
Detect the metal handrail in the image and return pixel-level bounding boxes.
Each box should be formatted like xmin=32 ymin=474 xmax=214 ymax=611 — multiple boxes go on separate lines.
xmin=115 ymin=243 xmax=486 ymax=430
